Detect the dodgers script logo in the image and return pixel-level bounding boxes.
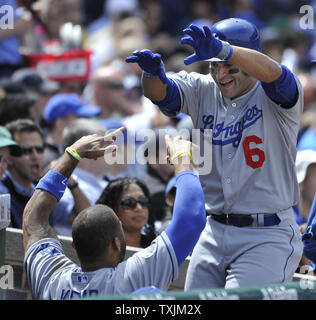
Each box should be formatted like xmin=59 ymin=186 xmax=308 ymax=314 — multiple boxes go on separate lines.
xmin=201 ymin=104 xmax=263 ymax=147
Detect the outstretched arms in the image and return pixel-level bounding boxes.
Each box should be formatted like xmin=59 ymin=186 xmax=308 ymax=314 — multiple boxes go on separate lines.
xmin=23 ymin=128 xmax=124 ymax=254
xmin=181 ymin=24 xmax=281 ymax=82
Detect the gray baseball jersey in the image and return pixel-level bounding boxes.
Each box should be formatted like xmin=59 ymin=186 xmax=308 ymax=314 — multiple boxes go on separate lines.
xmin=24 ymin=232 xmax=178 ymax=299
xmin=168 ymin=71 xmax=303 ymax=214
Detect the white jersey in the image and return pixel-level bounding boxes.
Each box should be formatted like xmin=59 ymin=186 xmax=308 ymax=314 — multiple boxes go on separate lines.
xmin=169 ymin=71 xmax=303 ymax=214
xmin=24 ymin=232 xmax=178 ymax=300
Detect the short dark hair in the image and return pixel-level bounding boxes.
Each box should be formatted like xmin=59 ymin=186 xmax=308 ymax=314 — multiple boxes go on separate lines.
xmin=5 ymin=118 xmax=43 ymax=139
xmin=72 ymin=204 xmax=121 ymax=263
xmin=0 ymin=94 xmax=35 ymax=126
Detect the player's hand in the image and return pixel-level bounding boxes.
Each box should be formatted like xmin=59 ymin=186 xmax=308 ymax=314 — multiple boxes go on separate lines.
xmin=125 ymin=49 xmax=168 ymax=83
xmin=164 ymin=135 xmax=192 ymax=164
xmin=181 ymin=24 xmax=231 ymax=65
xmin=71 ymin=127 xmax=125 ymax=160
xmin=165 ymin=135 xmax=197 ymax=174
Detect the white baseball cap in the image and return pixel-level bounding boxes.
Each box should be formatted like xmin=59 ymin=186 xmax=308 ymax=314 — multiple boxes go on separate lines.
xmin=296 ymin=149 xmax=316 ymax=183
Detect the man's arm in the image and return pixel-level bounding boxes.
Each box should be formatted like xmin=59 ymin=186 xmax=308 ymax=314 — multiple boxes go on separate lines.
xmin=180 ymin=24 xmax=298 ymax=108
xmin=163 ymin=136 xmax=206 ymax=266
xmin=68 ymin=176 xmax=91 ymax=223
xmin=229 ymin=46 xmax=282 ymax=83
xmin=23 ymin=129 xmax=124 ymax=254
xmin=126 ymin=50 xmax=181 ymax=113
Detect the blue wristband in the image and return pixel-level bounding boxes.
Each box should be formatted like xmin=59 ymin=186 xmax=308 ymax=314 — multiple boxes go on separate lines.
xmin=35 ymin=170 xmax=69 ymax=201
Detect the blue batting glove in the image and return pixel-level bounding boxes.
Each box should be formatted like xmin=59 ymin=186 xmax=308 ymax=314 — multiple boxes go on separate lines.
xmin=125 ymin=49 xmax=168 ymax=84
xmin=181 ymin=24 xmax=233 ymax=65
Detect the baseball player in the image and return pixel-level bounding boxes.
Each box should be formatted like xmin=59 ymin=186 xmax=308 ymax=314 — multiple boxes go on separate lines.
xmin=126 ymin=18 xmax=304 ymax=289
xmin=23 ymin=128 xmax=206 ymax=299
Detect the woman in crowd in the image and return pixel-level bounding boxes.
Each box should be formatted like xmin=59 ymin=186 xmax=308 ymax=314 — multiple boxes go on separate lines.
xmin=96 ymin=177 xmax=156 ymax=248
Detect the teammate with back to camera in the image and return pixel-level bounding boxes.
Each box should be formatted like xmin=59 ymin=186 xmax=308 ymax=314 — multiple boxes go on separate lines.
xmin=23 ymin=127 xmax=206 ymax=299
xmin=126 ymin=18 xmax=304 ymax=289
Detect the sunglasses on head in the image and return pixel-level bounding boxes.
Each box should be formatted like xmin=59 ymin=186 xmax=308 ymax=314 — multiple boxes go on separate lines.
xmin=120 ymin=197 xmax=149 ymax=210
xmin=20 ymin=146 xmax=44 ymax=155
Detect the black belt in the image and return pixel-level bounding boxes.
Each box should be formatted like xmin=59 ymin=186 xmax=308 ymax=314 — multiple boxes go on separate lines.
xmin=210 ymin=213 xmax=280 ymax=227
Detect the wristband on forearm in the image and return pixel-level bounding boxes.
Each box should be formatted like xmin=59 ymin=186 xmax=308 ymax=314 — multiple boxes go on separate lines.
xmin=35 ymin=170 xmax=69 ymax=201
xmin=216 ymin=41 xmax=233 ymax=61
xmin=171 ymin=151 xmax=192 ymax=164
xmin=142 ymin=70 xmax=160 ymax=79
xmin=65 ymin=147 xmax=82 ymax=161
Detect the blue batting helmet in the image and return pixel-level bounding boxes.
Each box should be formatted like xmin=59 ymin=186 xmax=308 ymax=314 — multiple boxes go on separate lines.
xmin=210 ymin=18 xmax=261 ymax=61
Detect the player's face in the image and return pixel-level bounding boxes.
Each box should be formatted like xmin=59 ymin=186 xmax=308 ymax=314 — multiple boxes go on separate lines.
xmin=210 ymin=61 xmax=257 ymax=99
xmin=117 ymin=183 xmax=149 ymax=234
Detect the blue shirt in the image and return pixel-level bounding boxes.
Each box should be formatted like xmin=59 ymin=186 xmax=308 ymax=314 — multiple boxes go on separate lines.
xmin=297 ymin=128 xmax=316 ymax=151
xmin=0 ymin=171 xmax=34 ymax=228
xmin=0 ymin=0 xmax=22 ymax=65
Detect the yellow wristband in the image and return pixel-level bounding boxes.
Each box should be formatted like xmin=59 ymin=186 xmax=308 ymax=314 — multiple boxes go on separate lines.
xmin=171 ymin=151 xmax=192 ymax=164
xmin=65 ymin=147 xmax=82 ymax=161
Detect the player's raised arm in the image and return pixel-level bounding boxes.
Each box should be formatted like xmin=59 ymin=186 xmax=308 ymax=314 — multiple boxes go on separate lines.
xmin=181 ymin=20 xmax=298 ymax=108
xmin=163 ymin=135 xmax=206 ymax=266
xmin=126 ymin=50 xmax=181 ymax=116
xmin=22 ymin=128 xmax=124 ymax=253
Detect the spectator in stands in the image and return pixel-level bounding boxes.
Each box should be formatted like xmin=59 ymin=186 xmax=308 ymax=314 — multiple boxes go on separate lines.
xmin=0 ymin=91 xmax=35 ymax=126
xmin=23 ymin=131 xmax=206 ymax=298
xmin=42 ymin=93 xmax=101 ymax=168
xmin=0 ymin=118 xmax=91 ymax=232
xmin=11 ymin=68 xmax=60 ymax=126
xmin=0 ymin=125 xmax=21 ymax=179
xmin=0 ymin=0 xmax=33 ymax=78
xmin=96 ymin=176 xmax=156 ymax=248
xmin=294 ymin=149 xmax=316 ymax=226
xmin=90 ymin=65 xmax=129 ymax=119
xmin=0 ymin=119 xmax=44 ymax=228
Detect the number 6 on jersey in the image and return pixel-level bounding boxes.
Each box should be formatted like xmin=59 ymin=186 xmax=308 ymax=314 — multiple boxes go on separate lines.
xmin=242 ymin=135 xmax=266 ymax=169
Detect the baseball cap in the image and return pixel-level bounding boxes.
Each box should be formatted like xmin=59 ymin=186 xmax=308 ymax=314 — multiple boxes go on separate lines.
xmin=0 ymin=126 xmax=21 ymax=156
xmin=296 ymin=149 xmax=316 ymax=183
xmin=44 ymin=93 xmax=101 ymax=124
xmin=11 ymin=68 xmax=60 ymax=95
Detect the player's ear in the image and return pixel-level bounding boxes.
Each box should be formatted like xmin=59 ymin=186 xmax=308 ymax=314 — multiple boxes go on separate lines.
xmin=113 ymin=236 xmax=121 ymax=252
xmin=71 ymin=241 xmax=76 ymax=251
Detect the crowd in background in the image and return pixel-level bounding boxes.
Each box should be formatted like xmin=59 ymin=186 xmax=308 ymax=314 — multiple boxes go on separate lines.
xmin=0 ymin=0 xmax=316 ymax=252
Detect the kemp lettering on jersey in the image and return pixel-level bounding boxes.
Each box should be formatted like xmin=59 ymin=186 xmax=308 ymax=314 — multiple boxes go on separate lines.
xmin=61 ymin=289 xmax=99 ymax=299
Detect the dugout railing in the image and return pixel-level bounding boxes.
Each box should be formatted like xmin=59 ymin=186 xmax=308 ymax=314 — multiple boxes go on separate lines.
xmin=1 ymin=227 xmax=316 ymax=300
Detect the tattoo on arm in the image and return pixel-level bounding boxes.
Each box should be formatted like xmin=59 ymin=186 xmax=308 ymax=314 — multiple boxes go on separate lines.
xmin=23 ymin=190 xmax=58 ymax=253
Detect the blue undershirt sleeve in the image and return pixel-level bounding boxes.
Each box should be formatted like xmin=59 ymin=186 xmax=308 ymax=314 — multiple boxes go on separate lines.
xmin=152 ymin=77 xmax=181 ymax=116
xmin=261 ymin=64 xmax=298 ymax=109
xmin=165 ymin=171 xmax=206 ymax=267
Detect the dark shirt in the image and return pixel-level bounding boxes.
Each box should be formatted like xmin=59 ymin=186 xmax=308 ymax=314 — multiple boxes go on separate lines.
xmin=0 ymin=172 xmax=34 ymax=228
